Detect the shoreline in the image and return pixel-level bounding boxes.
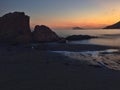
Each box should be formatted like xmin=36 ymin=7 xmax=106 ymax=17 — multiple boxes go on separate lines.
xmin=30 ymin=43 xmax=119 ymax=52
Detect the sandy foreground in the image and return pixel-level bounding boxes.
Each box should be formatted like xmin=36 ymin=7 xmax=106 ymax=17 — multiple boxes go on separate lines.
xmin=0 ymin=44 xmax=120 ymax=90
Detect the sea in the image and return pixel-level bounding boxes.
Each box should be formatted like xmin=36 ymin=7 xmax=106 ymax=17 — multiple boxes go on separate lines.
xmin=53 ymin=29 xmax=120 ymax=70
xmin=54 ymin=29 xmax=120 ymax=47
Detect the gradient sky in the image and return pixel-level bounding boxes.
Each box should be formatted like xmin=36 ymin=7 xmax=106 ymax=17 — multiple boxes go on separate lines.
xmin=1 ymin=0 xmax=120 ymax=29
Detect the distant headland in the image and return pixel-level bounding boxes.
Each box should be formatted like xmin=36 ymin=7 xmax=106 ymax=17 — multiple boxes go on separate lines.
xmin=104 ymin=21 xmax=120 ymax=29
xmin=72 ymin=27 xmax=83 ymax=30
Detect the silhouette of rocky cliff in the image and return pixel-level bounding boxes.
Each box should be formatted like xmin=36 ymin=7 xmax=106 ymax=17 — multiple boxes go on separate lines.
xmin=104 ymin=21 xmax=120 ymax=29
xmin=0 ymin=12 xmax=31 ymax=44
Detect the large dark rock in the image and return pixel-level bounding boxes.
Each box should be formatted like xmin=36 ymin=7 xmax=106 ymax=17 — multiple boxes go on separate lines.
xmin=104 ymin=21 xmax=120 ymax=29
xmin=0 ymin=12 xmax=31 ymax=44
xmin=66 ymin=35 xmax=97 ymax=41
xmin=32 ymin=25 xmax=60 ymax=42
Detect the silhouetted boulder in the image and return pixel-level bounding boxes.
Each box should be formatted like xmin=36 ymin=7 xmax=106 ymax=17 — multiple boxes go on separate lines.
xmin=66 ymin=35 xmax=97 ymax=41
xmin=104 ymin=21 xmax=120 ymax=29
xmin=0 ymin=12 xmax=31 ymax=44
xmin=57 ymin=38 xmax=66 ymax=43
xmin=32 ymin=25 xmax=60 ymax=42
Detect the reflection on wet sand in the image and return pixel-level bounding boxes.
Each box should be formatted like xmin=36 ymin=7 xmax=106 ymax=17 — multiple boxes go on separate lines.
xmin=53 ymin=49 xmax=120 ymax=70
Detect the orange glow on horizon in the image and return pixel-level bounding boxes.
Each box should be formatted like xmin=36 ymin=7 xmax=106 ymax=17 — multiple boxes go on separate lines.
xmin=30 ymin=19 xmax=119 ymax=30
xmin=30 ymin=10 xmax=120 ymax=30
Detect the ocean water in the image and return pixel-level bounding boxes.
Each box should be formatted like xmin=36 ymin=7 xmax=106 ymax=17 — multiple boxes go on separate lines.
xmin=54 ymin=29 xmax=120 ymax=47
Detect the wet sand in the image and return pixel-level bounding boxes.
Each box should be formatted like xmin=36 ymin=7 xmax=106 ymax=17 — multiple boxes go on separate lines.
xmin=0 ymin=44 xmax=120 ymax=90
xmin=31 ymin=43 xmax=119 ymax=51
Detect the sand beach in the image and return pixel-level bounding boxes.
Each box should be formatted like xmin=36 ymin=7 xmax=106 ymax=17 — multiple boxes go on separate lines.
xmin=0 ymin=44 xmax=120 ymax=90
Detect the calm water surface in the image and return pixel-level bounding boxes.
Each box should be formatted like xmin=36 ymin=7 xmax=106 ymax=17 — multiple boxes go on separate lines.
xmin=54 ymin=29 xmax=120 ymax=47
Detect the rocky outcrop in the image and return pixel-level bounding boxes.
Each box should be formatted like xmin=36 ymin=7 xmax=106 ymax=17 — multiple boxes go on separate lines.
xmin=66 ymin=35 xmax=97 ymax=41
xmin=32 ymin=25 xmax=60 ymax=42
xmin=72 ymin=27 xmax=83 ymax=30
xmin=0 ymin=12 xmax=31 ymax=44
xmin=104 ymin=21 xmax=120 ymax=29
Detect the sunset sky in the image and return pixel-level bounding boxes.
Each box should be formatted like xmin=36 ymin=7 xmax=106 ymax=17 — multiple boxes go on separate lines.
xmin=1 ymin=0 xmax=120 ymax=29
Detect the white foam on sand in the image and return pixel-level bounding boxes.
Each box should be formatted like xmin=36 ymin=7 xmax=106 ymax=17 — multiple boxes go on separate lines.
xmin=52 ymin=49 xmax=120 ymax=70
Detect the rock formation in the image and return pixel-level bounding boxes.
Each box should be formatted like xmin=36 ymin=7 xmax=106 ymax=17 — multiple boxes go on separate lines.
xmin=66 ymin=35 xmax=97 ymax=41
xmin=0 ymin=12 xmax=31 ymax=44
xmin=72 ymin=27 xmax=83 ymax=30
xmin=104 ymin=21 xmax=120 ymax=29
xmin=32 ymin=25 xmax=60 ymax=42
